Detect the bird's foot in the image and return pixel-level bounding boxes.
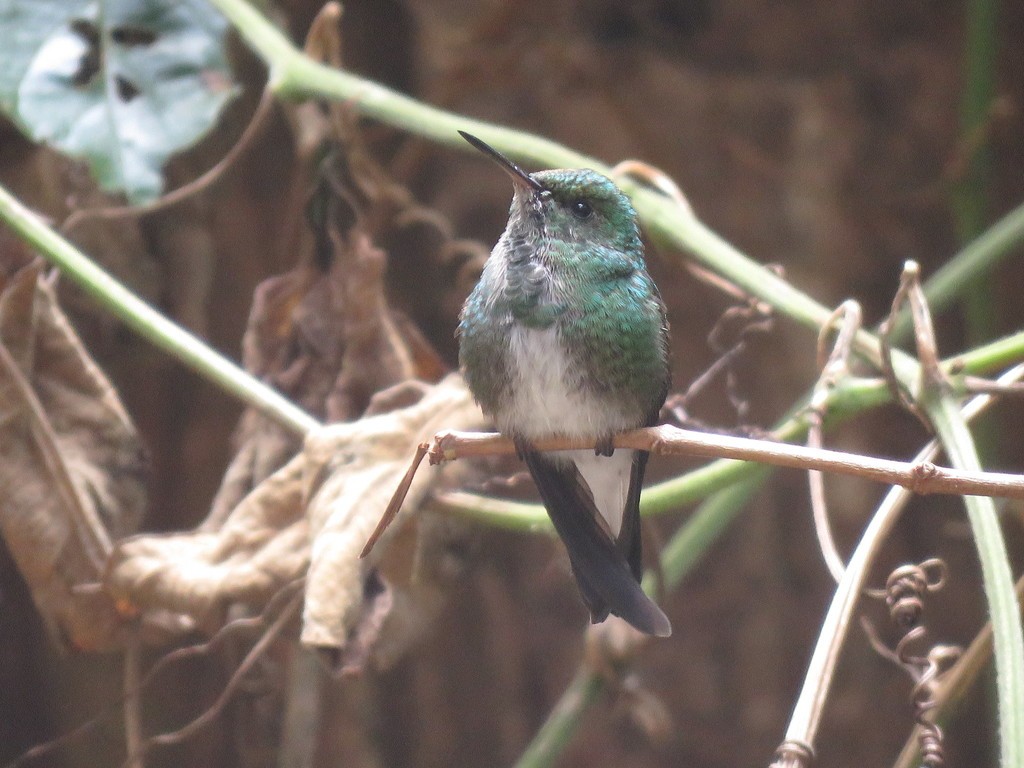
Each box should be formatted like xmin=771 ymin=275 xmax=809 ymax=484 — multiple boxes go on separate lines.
xmin=594 ymin=434 xmax=615 ymax=457
xmin=512 ymin=434 xmax=533 ymax=461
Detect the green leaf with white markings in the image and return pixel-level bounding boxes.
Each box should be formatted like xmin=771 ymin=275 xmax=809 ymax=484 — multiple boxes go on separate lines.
xmin=0 ymin=0 xmax=238 ymax=203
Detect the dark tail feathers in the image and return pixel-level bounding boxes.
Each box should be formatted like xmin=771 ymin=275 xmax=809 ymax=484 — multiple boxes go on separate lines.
xmin=523 ymin=450 xmax=671 ymax=637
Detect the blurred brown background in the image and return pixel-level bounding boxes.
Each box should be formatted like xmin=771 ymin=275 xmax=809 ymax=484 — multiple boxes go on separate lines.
xmin=2 ymin=0 xmax=1024 ymax=766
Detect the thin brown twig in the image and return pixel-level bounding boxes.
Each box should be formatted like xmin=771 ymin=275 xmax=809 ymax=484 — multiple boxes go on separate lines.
xmin=959 ymin=375 xmax=1024 ymax=395
xmin=60 ymin=89 xmax=277 ymax=235
xmin=899 ymin=261 xmax=945 ymax=391
xmin=140 ymin=579 xmax=304 ymax=692
xmin=708 ymin=301 xmax=775 ymax=422
xmin=429 ymin=425 xmax=1024 ymax=499
xmin=862 ymin=560 xmax=960 ymax=768
xmin=685 ymin=261 xmax=755 ymax=303
xmin=680 ymin=298 xmax=774 ymax=422
xmin=879 ymin=263 xmax=932 ymax=429
xmin=360 ymin=441 xmax=429 ymax=558
xmin=6 ymin=579 xmax=304 ymax=768
xmin=680 ymin=335 xmax=750 ymax=410
xmin=860 ymin=614 xmax=903 ymax=666
xmin=127 ymin=589 xmax=303 ymax=764
xmin=807 ymin=300 xmax=862 ymax=584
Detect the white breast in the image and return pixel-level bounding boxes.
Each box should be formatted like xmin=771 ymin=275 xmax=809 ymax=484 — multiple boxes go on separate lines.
xmin=494 ymin=326 xmax=638 ymax=536
xmin=499 ymin=326 xmax=575 ymax=437
xmin=496 ymin=326 xmax=633 ymax=440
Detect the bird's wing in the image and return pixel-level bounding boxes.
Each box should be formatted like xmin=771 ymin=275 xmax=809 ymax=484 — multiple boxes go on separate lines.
xmin=616 ymin=450 xmax=649 ymax=582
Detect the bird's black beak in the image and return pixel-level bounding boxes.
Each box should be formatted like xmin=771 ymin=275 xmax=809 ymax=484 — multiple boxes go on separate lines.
xmin=459 ymin=131 xmax=545 ymax=193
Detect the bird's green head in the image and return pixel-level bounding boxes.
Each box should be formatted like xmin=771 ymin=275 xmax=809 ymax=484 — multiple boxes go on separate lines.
xmin=530 ymin=168 xmax=641 ymax=253
xmin=459 ymin=131 xmax=642 ymax=255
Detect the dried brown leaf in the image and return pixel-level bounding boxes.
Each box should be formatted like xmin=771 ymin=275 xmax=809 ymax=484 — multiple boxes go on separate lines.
xmin=325 ymin=229 xmax=441 ymax=420
xmin=141 ymin=102 xmax=479 ymax=660
xmin=300 ymin=374 xmax=481 ymax=652
xmin=0 ymin=262 xmax=146 ymax=650
xmin=202 ymin=425 xmax=291 ymax=532
xmin=105 ymin=376 xmax=484 ymax=654
xmin=202 ymin=258 xmax=438 ymax=527
xmin=203 ymin=268 xmax=315 ymax=530
xmin=105 ymin=453 xmax=309 ymax=632
xmin=205 ymin=201 xmax=446 ymax=528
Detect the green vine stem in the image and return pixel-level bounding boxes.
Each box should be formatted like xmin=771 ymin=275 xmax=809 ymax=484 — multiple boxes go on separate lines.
xmin=208 ymin=0 xmax=922 ymax=383
xmin=512 ymin=668 xmax=606 ymax=768
xmin=954 ymin=0 xmax=999 ymax=341
xmin=0 ymin=184 xmax=320 ymax=437
xmin=781 ymin=363 xmax=1024 ymax=763
xmin=924 ymin=394 xmax=1023 ymax=768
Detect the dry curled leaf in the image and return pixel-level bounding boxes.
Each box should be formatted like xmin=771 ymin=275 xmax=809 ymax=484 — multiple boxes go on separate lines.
xmin=0 ymin=261 xmax=146 ymax=650
xmin=204 ymin=141 xmax=447 ymax=529
xmin=109 ymin=94 xmax=486 ymax=667
xmin=301 ymin=374 xmax=481 ymax=651
xmin=105 ymin=376 xmax=484 ymax=656
xmin=105 ymin=454 xmax=309 ymax=632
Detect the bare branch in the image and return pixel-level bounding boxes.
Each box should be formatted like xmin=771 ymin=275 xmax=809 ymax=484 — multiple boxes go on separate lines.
xmin=6 ymin=580 xmax=305 ymax=768
xmin=132 ymin=589 xmax=303 ymax=763
xmin=429 ymin=425 xmax=1024 ymax=500
xmin=960 ymin=375 xmax=1024 ymax=396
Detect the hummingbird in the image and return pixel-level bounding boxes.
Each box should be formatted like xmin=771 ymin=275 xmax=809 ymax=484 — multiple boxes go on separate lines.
xmin=457 ymin=131 xmax=672 ymax=637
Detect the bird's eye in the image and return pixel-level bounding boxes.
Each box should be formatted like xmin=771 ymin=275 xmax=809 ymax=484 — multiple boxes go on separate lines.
xmin=569 ymin=199 xmax=593 ymax=219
